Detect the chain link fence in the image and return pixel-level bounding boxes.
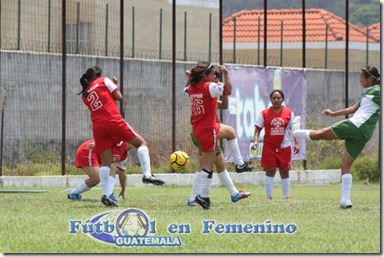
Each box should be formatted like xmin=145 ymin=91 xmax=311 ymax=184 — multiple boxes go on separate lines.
xmin=0 ymin=0 xmax=379 ymax=175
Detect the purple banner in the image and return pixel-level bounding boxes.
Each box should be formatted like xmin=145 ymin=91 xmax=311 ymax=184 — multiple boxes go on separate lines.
xmin=223 ymin=65 xmax=306 ymax=162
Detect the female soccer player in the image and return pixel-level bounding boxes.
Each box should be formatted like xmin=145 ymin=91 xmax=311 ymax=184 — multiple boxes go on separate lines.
xmin=68 ymin=139 xmax=133 ymax=201
xmin=253 ymin=90 xmax=300 ymax=201
xmin=186 ymin=70 xmax=251 ymax=207
xmin=79 ymin=67 xmax=164 ymax=207
xmin=293 ymin=66 xmax=380 ymax=209
xmin=186 ymin=62 xmax=252 ymax=209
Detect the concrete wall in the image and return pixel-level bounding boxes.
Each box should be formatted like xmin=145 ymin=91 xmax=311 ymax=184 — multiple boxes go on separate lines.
xmin=0 ymin=170 xmax=342 ymax=188
xmin=0 ymin=51 xmax=379 ymax=168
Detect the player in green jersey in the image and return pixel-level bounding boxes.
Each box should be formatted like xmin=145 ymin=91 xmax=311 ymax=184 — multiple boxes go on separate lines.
xmin=293 ymin=66 xmax=380 ymax=209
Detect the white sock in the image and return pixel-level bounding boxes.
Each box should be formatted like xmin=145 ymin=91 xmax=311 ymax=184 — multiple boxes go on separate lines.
xmin=293 ymin=129 xmax=311 ymax=140
xmin=189 ymin=171 xmax=201 ymax=201
xmin=70 ymin=181 xmax=90 ymax=195
xmin=200 ymin=169 xmax=213 ymax=198
xmin=281 ymin=178 xmax=290 ymax=198
xmin=341 ymin=173 xmax=352 ymax=202
xmin=265 ymin=175 xmax=274 ymax=198
xmin=108 ymin=175 xmax=115 ymax=196
xmin=217 ymin=170 xmax=238 ymax=196
xmin=137 ymin=146 xmax=151 ymax=177
xmin=99 ymin=166 xmax=111 ymax=196
xmin=227 ymin=138 xmax=244 ymax=166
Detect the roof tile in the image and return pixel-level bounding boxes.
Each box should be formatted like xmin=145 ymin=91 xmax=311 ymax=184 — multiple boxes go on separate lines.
xmin=223 ymin=8 xmax=379 ymax=43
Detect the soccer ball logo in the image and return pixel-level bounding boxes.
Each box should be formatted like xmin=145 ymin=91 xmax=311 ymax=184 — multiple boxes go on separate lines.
xmin=169 ymin=151 xmax=190 ymax=171
xmin=116 ymin=209 xmax=149 ymax=237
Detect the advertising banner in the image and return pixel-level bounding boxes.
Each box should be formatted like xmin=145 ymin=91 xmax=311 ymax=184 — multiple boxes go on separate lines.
xmin=223 ymin=65 xmax=306 ymax=162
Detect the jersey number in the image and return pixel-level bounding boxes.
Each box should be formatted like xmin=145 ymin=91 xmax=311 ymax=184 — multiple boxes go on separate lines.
xmin=87 ymin=91 xmax=103 ymax=111
xmin=192 ymin=99 xmax=204 ymax=115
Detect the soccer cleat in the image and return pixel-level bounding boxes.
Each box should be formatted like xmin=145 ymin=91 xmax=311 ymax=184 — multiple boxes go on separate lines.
xmin=231 ymin=190 xmax=251 ymax=203
xmin=195 ymin=195 xmax=211 ymax=210
xmin=266 ymin=196 xmax=273 ymax=200
xmin=109 ymin=193 xmax=119 ymax=202
xmin=235 ymin=163 xmax=253 ymax=173
xmin=101 ymin=195 xmax=118 ymax=207
xmin=292 ymin=116 xmax=301 ymax=132
xmin=142 ymin=174 xmax=165 ymax=186
xmin=284 ymin=196 xmax=291 ymax=201
xmin=339 ymin=199 xmax=352 ymax=209
xmin=67 ymin=193 xmax=82 ymax=201
xmin=187 ymin=200 xmax=199 ymax=207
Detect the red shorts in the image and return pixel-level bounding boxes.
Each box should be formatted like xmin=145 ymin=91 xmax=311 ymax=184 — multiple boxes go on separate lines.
xmin=193 ymin=123 xmax=220 ymax=152
xmin=75 ymin=141 xmax=99 ymax=168
xmin=92 ymin=118 xmax=138 ymax=153
xmin=261 ymin=145 xmax=292 ymax=170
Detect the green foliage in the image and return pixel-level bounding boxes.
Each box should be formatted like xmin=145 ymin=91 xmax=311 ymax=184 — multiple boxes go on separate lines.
xmin=351 ymin=155 xmax=380 ymax=183
xmin=315 ymin=157 xmax=341 ymax=170
xmin=23 ymin=144 xmax=59 ymax=163
xmin=304 ymin=123 xmax=345 ymax=170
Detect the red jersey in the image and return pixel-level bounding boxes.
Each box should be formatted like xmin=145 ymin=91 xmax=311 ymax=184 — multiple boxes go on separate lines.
xmin=188 ymin=81 xmax=223 ymax=129
xmin=76 ymin=140 xmax=129 ymax=171
xmin=82 ymin=77 xmax=121 ymax=123
xmin=255 ymin=106 xmax=293 ymax=150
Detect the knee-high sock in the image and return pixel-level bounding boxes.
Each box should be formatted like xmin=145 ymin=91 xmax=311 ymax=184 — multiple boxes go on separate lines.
xmin=281 ymin=178 xmax=290 ymax=198
xmin=189 ymin=171 xmax=201 ymax=201
xmin=99 ymin=166 xmax=111 ymax=196
xmin=200 ymin=169 xmax=213 ymax=198
xmin=217 ymin=170 xmax=238 ymax=196
xmin=265 ymin=175 xmax=274 ymax=198
xmin=341 ymin=173 xmax=352 ymax=202
xmin=70 ymin=181 xmax=90 ymax=195
xmin=293 ymin=129 xmax=311 ymax=140
xmin=138 ymin=146 xmax=151 ymax=177
xmin=108 ymin=175 xmax=115 ymax=196
xmin=227 ymin=138 xmax=244 ymax=166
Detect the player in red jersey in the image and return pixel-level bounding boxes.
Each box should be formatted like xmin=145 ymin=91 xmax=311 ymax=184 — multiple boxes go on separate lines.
xmin=68 ymin=139 xmax=133 ymax=201
xmin=186 ymin=61 xmax=253 ymax=209
xmin=185 ymin=71 xmax=251 ymax=207
xmin=79 ymin=67 xmax=164 ymax=207
xmin=253 ymin=90 xmax=300 ymax=201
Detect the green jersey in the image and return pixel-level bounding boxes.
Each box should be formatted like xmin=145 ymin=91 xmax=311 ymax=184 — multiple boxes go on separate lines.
xmin=349 ymin=85 xmax=380 ymax=139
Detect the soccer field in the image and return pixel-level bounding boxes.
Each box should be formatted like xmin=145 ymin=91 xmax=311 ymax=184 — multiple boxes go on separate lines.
xmin=0 ymin=183 xmax=380 ymax=254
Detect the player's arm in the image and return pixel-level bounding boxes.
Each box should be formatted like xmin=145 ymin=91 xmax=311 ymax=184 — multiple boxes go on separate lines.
xmin=105 ymin=77 xmax=123 ymax=101
xmin=117 ymin=168 xmax=126 ymax=199
xmin=116 ymin=155 xmax=129 ymax=199
xmin=218 ymin=65 xmax=232 ymax=96
xmin=293 ymin=137 xmax=300 ymax=154
xmin=252 ymin=126 xmax=263 ymax=150
xmin=322 ymin=104 xmax=358 ymax=117
xmin=185 ymin=70 xmax=192 ymax=88
xmin=253 ymin=113 xmax=264 ymax=150
xmin=220 ymin=92 xmax=228 ymax=110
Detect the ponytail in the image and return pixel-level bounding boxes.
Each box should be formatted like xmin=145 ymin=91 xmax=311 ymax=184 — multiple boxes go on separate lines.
xmin=78 ymin=67 xmax=97 ymax=97
xmin=78 ymin=74 xmax=90 ymax=97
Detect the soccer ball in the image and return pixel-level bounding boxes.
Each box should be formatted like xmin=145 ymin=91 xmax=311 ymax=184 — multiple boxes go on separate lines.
xmin=169 ymin=151 xmax=190 ymax=171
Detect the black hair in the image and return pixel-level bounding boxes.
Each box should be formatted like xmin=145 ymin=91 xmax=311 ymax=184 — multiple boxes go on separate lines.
xmin=270 ymin=89 xmax=285 ymax=100
xmin=362 ymin=66 xmax=380 ymax=83
xmin=215 ymin=71 xmax=221 ymax=80
xmin=189 ymin=61 xmax=214 ymax=85
xmin=78 ymin=67 xmax=97 ymax=97
xmin=93 ymin=66 xmax=102 ymax=77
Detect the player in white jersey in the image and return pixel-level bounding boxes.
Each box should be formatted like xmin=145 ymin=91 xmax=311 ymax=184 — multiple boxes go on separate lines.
xmin=293 ymin=66 xmax=380 ymax=209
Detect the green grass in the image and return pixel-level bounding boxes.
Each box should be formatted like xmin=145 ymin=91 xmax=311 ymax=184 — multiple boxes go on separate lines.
xmin=0 ymin=183 xmax=380 ymax=253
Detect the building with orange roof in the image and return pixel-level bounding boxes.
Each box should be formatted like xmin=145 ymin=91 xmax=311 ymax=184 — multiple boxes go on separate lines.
xmin=222 ymin=8 xmax=380 ymax=70
xmin=366 ymin=22 xmax=380 ymax=42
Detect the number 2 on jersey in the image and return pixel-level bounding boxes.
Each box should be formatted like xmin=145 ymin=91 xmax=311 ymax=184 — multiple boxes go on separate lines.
xmin=87 ymin=91 xmax=103 ymax=111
